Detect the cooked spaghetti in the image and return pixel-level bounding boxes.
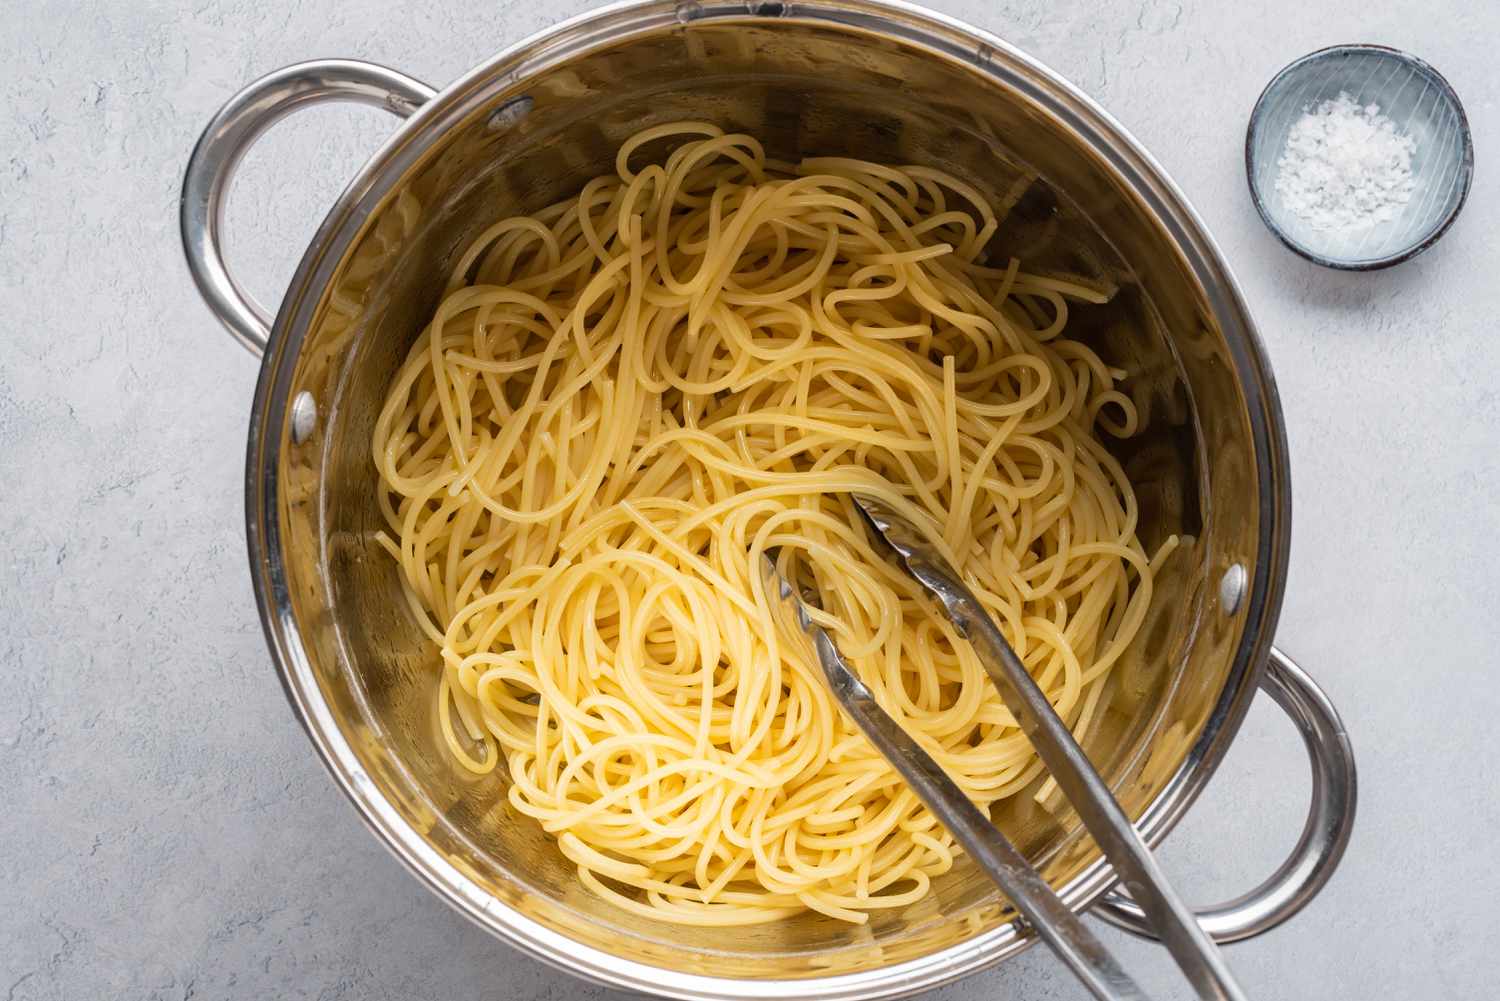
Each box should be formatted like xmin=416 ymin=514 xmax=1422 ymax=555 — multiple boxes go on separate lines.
xmin=371 ymin=122 xmax=1174 ymax=925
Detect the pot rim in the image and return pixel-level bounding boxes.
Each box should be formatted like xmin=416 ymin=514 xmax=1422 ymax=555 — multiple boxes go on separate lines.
xmin=243 ymin=1 xmax=1292 ymax=997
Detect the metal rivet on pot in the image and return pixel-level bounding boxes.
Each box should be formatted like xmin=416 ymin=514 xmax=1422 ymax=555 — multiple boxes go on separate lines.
xmin=675 ymin=0 xmax=703 ymax=23
xmin=487 ymin=96 xmax=533 ymax=131
xmin=291 ymin=391 xmax=318 ymax=444
xmin=1219 ymin=563 xmax=1247 ymax=615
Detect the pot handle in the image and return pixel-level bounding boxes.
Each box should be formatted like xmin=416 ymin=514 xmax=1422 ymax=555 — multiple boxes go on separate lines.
xmin=180 ymin=60 xmax=436 ymax=358
xmin=1093 ymin=647 xmax=1356 ymax=943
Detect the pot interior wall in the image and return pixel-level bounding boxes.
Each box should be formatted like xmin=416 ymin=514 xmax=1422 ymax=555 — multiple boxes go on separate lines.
xmin=276 ymin=13 xmax=1260 ymax=980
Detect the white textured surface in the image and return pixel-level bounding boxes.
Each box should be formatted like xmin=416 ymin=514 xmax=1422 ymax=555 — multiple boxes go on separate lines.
xmin=1 ymin=1 xmax=1495 ymax=998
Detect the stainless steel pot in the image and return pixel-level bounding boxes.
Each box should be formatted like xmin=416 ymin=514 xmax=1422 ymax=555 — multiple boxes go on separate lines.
xmin=180 ymin=2 xmax=1357 ymax=997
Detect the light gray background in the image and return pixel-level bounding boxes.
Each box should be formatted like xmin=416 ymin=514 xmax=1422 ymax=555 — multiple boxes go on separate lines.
xmin=2 ymin=1 xmax=1494 ymax=998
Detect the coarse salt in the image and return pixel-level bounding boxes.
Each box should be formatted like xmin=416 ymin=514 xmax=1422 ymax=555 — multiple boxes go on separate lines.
xmin=1274 ymin=92 xmax=1416 ymax=232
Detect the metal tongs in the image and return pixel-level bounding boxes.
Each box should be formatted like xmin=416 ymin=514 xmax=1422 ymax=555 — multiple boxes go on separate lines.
xmin=759 ymin=494 xmax=1247 ymax=1001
